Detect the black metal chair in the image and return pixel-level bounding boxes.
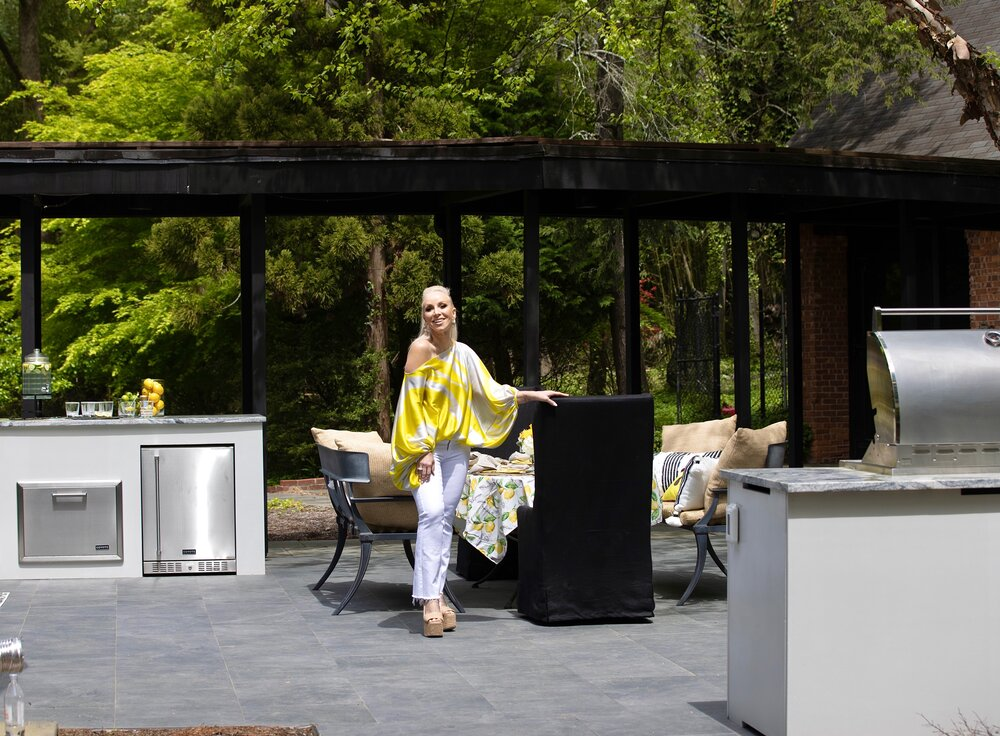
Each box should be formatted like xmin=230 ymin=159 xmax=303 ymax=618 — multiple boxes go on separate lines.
xmin=674 ymin=441 xmax=786 ymax=606
xmin=313 ymin=444 xmax=464 ymax=615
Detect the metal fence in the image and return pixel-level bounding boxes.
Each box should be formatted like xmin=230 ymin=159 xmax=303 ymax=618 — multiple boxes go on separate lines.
xmin=673 ymin=289 xmax=787 ymax=426
xmin=673 ymin=292 xmax=721 ymax=422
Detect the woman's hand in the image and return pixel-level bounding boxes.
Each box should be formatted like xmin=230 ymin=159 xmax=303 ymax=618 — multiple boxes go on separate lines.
xmin=417 ymin=451 xmax=435 ymax=484
xmin=518 ymin=389 xmax=568 ymax=406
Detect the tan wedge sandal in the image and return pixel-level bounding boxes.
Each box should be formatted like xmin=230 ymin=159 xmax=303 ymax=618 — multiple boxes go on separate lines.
xmin=440 ymin=604 xmax=457 ymax=632
xmin=423 ymin=609 xmax=444 ymax=638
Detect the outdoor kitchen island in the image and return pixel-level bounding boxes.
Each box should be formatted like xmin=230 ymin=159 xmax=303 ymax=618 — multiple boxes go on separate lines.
xmin=724 ymin=465 xmax=1000 ymax=736
xmin=0 ymin=415 xmax=266 ymax=579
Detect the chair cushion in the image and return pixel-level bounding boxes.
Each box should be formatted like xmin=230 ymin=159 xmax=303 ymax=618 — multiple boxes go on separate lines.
xmin=660 ymin=414 xmax=737 ymax=453
xmin=311 ymin=427 xmax=417 ymax=532
xmin=703 ymin=420 xmax=787 ymax=513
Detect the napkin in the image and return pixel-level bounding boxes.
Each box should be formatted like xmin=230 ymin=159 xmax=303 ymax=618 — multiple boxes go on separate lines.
xmin=468 ymin=452 xmax=503 ymax=474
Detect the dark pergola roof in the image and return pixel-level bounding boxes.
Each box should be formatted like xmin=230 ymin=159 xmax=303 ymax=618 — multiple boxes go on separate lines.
xmin=6 ymin=137 xmax=1000 ymax=465
xmin=3 ymin=138 xmax=1000 ymax=224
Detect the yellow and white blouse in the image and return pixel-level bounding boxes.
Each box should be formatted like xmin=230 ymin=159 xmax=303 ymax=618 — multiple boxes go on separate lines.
xmin=390 ymin=342 xmax=518 ymax=491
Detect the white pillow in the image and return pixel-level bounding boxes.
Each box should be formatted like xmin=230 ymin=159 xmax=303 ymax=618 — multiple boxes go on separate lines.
xmin=652 ymin=451 xmax=700 ymax=499
xmin=674 ymin=455 xmax=720 ymax=513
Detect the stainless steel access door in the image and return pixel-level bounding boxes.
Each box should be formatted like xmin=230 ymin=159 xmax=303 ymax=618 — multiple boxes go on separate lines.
xmin=17 ymin=480 xmax=123 ymax=563
xmin=141 ymin=445 xmax=236 ymax=574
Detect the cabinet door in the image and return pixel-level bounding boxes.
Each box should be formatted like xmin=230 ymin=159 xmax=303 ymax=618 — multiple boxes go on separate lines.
xmin=141 ymin=446 xmax=235 ymax=561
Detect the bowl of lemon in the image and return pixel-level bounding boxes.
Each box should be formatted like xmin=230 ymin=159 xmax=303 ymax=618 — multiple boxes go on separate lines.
xmin=138 ymin=378 xmax=166 ymax=417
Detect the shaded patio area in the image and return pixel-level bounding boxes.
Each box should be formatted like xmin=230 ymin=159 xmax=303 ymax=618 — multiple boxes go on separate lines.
xmin=0 ymin=527 xmax=742 ymax=736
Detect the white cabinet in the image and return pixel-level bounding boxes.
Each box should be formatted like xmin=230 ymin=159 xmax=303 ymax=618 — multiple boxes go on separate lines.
xmin=726 ymin=468 xmax=1000 ymax=736
xmin=0 ymin=416 xmax=265 ymax=579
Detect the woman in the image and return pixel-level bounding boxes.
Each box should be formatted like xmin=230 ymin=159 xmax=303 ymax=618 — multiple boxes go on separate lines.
xmin=390 ymin=285 xmax=565 ymax=637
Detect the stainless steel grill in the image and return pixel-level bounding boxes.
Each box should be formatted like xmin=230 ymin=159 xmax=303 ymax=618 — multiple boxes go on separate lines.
xmin=847 ymin=307 xmax=1000 ymax=475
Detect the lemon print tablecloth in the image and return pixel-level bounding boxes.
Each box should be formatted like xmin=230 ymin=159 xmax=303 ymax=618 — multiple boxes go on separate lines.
xmin=456 ymin=473 xmax=535 ymax=563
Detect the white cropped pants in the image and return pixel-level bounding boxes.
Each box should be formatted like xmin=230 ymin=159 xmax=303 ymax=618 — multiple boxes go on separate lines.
xmin=411 ymin=440 xmax=470 ymax=603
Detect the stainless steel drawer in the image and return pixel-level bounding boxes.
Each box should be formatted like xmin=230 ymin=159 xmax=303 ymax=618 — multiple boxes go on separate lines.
xmin=17 ymin=481 xmax=123 ymax=563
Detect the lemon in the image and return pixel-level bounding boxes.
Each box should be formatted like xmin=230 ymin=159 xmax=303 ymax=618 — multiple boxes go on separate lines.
xmin=148 ymin=391 xmax=160 ymax=403
xmin=472 ymin=522 xmax=484 ymax=531
xmin=502 ymin=488 xmax=516 ymax=500
xmin=485 ymin=521 xmax=495 ymax=533
xmin=156 ymin=399 xmax=164 ymax=410
xmin=143 ymin=378 xmax=154 ymax=391
xmin=152 ymin=381 xmax=164 ymax=395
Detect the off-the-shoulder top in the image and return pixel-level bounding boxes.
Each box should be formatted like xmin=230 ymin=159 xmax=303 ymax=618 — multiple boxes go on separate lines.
xmin=390 ymin=341 xmax=517 ymax=491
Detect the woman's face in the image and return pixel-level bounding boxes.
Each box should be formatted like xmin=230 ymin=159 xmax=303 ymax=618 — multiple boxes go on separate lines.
xmin=422 ymin=290 xmax=456 ymax=338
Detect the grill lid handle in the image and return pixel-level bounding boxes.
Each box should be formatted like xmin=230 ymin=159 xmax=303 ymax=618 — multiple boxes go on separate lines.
xmin=872 ymin=306 xmax=1000 ymax=331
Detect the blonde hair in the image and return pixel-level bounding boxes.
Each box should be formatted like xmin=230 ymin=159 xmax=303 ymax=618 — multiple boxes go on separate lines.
xmin=418 ymin=285 xmax=458 ymax=342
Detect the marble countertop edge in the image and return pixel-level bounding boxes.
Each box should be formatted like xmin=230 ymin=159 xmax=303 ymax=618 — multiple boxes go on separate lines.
xmin=720 ymin=466 xmax=1000 ymax=492
xmin=0 ymin=414 xmax=267 ymax=428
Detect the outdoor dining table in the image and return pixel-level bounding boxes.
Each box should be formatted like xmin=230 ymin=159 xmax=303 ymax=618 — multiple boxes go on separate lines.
xmin=455 ymin=468 xmax=534 ymax=563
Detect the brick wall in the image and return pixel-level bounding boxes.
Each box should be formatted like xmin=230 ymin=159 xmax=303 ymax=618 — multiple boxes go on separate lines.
xmin=267 ymin=477 xmax=326 ymax=494
xmin=799 ymin=224 xmax=851 ymax=464
xmin=968 ymin=229 xmax=1000 ymax=328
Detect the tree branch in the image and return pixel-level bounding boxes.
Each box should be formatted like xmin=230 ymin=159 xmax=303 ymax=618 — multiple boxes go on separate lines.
xmin=0 ymin=31 xmax=25 ymax=90
xmin=881 ymin=0 xmax=1000 ymax=151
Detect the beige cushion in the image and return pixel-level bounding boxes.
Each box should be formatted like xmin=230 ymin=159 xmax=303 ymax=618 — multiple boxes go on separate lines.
xmin=311 ymin=428 xmax=417 ymax=532
xmin=702 ymin=421 xmax=787 ymax=515
xmin=660 ymin=414 xmax=737 ymax=453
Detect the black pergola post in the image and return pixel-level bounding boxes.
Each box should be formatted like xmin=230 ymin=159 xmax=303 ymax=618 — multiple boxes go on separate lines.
xmin=523 ymin=192 xmax=541 ymax=388
xmin=239 ymin=195 xmax=267 ymax=416
xmin=623 ymin=210 xmax=642 ymax=394
xmin=20 ymin=197 xmax=42 ymax=419
xmin=731 ymin=197 xmax=752 ymax=427
xmin=439 ymin=208 xmax=463 ymax=314
xmin=785 ymin=220 xmax=803 ymax=467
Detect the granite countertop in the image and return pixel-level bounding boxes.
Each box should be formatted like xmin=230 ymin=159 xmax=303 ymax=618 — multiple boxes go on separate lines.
xmin=721 ymin=465 xmax=1000 ymax=493
xmin=0 ymin=414 xmax=266 ymax=428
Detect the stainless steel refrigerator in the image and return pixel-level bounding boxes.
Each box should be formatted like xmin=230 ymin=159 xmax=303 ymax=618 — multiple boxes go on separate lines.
xmin=141 ymin=445 xmax=237 ymax=574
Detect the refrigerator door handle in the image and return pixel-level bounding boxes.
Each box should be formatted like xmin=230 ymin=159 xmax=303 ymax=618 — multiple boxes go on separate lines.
xmin=153 ymin=449 xmax=162 ymax=561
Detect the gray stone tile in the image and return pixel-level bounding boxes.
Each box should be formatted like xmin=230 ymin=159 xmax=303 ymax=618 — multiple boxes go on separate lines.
xmin=24 ymin=707 xmax=114 ymax=730
xmin=0 ymin=537 xmax=737 ymax=736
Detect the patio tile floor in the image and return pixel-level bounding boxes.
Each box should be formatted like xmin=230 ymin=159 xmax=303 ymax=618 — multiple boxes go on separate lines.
xmin=0 ymin=526 xmax=751 ymax=735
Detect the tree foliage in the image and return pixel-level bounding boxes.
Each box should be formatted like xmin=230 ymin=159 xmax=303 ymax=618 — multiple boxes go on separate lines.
xmin=0 ymin=0 xmax=934 ymax=478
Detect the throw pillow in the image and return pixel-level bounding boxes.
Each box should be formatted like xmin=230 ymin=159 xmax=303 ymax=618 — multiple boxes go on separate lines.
xmin=705 ymin=420 xmax=787 ymax=493
xmin=674 ymin=455 xmax=720 ymax=513
xmin=652 ymin=451 xmax=698 ymax=501
xmin=653 ymin=450 xmax=723 ymax=502
xmin=660 ymin=414 xmax=737 ymax=453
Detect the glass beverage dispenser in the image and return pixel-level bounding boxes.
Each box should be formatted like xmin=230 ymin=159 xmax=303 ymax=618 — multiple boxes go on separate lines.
xmin=21 ymin=349 xmax=52 ymax=400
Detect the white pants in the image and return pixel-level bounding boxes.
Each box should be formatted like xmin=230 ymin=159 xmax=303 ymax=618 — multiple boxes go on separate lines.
xmin=411 ymin=440 xmax=470 ymax=603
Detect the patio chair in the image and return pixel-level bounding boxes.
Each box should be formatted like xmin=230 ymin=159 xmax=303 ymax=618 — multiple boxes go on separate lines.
xmin=670 ymin=440 xmax=786 ymax=606
xmin=313 ymin=443 xmax=464 ymax=615
xmin=516 ymin=394 xmax=655 ymax=623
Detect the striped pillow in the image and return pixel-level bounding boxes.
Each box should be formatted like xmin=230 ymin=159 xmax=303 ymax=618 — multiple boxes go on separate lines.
xmin=653 ymin=450 xmax=722 ymax=502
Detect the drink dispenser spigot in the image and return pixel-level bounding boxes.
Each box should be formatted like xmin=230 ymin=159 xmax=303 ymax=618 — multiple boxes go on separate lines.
xmin=21 ymin=349 xmax=51 ymax=400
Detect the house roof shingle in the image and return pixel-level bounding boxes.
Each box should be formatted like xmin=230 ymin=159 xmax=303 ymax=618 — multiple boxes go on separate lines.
xmin=790 ymin=0 xmax=1000 ymax=160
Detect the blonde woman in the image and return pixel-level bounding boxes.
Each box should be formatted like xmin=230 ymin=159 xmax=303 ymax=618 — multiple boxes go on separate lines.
xmin=390 ymin=285 xmax=564 ymax=637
